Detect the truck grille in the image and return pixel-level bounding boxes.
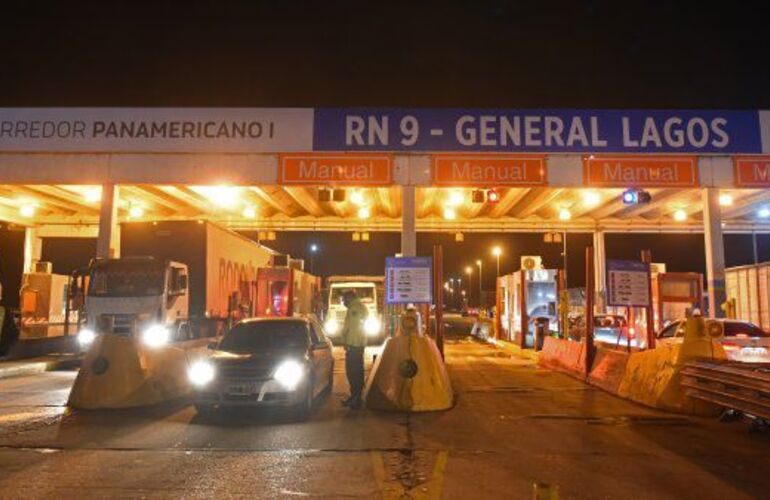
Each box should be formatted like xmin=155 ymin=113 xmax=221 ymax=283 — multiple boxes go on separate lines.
xmin=98 ymin=314 xmax=135 ymax=337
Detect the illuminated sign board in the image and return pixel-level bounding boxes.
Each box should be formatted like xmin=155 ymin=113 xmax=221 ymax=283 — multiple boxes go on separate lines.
xmin=733 ymin=156 xmax=770 ymax=187
xmin=432 ymin=154 xmax=546 ymax=186
xmin=279 ymin=153 xmax=392 ymax=185
xmin=583 ymin=155 xmax=698 ymax=187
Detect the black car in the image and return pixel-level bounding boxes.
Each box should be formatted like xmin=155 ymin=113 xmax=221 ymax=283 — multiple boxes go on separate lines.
xmin=188 ymin=317 xmax=334 ymax=417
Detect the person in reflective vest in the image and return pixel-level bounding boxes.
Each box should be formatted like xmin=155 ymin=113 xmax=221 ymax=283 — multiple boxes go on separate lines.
xmin=341 ymin=290 xmax=368 ymax=408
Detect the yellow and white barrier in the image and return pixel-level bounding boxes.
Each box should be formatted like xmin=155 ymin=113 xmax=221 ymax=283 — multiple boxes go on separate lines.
xmin=67 ymin=334 xmax=209 ymax=409
xmin=365 ymin=310 xmax=453 ymax=412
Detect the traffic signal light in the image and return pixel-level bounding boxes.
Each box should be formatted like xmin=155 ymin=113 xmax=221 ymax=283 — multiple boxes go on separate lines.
xmin=621 ymin=188 xmax=651 ymax=205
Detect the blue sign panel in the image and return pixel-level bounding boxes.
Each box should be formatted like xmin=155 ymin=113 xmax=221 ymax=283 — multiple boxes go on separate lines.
xmin=606 ymin=260 xmax=651 ymax=308
xmin=313 ymin=108 xmax=762 ymax=154
xmin=385 ymin=256 xmax=433 ymax=304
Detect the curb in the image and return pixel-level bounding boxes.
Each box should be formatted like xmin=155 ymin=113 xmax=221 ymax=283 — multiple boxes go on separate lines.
xmin=0 ymin=356 xmax=82 ymax=380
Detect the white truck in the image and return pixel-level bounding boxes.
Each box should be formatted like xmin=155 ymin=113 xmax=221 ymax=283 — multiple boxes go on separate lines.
xmin=76 ymin=221 xmax=275 ymax=349
xmin=323 ymin=275 xmax=385 ymax=344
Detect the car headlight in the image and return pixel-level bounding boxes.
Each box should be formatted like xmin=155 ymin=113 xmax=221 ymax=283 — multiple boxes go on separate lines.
xmin=188 ymin=360 xmax=215 ymax=387
xmin=273 ymin=360 xmax=304 ymax=390
xmin=141 ymin=323 xmax=170 ymax=348
xmin=365 ymin=317 xmax=381 ymax=336
xmin=78 ymin=328 xmax=96 ymax=347
xmin=324 ymin=318 xmax=339 ymax=335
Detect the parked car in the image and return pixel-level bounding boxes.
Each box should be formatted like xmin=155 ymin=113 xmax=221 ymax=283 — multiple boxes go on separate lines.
xmin=461 ymin=307 xmax=479 ymax=317
xmin=657 ymin=318 xmax=770 ymax=362
xmin=188 ymin=317 xmax=334 ymax=417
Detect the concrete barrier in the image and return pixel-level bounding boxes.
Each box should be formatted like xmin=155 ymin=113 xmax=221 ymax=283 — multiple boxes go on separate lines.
xmin=587 ymin=347 xmax=630 ymax=394
xmin=68 ymin=335 xmax=210 ymax=409
xmin=535 ymin=317 xmax=727 ymax=416
xmin=538 ymin=337 xmax=586 ymax=376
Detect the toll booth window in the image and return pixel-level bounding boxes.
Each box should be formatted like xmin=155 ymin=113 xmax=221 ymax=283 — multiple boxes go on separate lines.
xmin=270 ymin=281 xmax=288 ymax=316
xmin=89 ymin=263 xmax=164 ymax=297
xmin=219 ymin=320 xmax=309 ymax=353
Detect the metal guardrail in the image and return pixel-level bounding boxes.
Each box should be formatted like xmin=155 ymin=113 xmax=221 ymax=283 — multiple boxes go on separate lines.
xmin=681 ymin=361 xmax=770 ymax=419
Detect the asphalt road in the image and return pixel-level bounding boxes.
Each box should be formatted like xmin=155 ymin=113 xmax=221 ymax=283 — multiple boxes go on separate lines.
xmin=1 ymin=314 xmax=770 ymax=498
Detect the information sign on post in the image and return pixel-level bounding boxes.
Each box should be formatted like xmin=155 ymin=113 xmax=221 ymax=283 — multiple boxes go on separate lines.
xmin=606 ymin=260 xmax=651 ymax=307
xmin=385 ymin=257 xmax=433 ymax=304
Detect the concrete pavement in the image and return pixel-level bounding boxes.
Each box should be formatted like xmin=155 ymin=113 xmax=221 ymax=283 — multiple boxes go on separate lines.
xmin=0 ymin=329 xmax=769 ymax=498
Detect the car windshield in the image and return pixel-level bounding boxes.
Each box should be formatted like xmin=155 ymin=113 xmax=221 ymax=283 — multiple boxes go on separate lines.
xmin=724 ymin=322 xmax=770 ymax=338
xmin=219 ymin=320 xmax=309 ymax=353
xmin=330 ymin=286 xmax=375 ymax=304
xmin=89 ymin=261 xmax=165 ymax=297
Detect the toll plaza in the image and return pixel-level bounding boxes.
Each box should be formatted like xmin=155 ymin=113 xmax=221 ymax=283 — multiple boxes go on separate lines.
xmin=5 ymin=108 xmax=770 ymax=495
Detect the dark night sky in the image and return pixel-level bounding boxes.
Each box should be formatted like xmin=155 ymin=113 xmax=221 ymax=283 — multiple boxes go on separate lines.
xmin=1 ymin=1 xmax=769 ymax=107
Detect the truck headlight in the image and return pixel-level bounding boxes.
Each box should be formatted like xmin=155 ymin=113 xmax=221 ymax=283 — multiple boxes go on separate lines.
xmin=141 ymin=324 xmax=170 ymax=348
xmin=78 ymin=328 xmax=96 ymax=347
xmin=188 ymin=360 xmax=215 ymax=387
xmin=324 ymin=318 xmax=339 ymax=335
xmin=273 ymin=360 xmax=304 ymax=390
xmin=365 ymin=317 xmax=381 ymax=336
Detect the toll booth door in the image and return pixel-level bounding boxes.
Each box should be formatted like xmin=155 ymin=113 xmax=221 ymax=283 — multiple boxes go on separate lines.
xmin=256 ymin=277 xmax=291 ymax=317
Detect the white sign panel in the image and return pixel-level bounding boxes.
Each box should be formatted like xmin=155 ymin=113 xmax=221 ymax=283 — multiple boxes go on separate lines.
xmin=386 ymin=257 xmax=432 ymax=304
xmin=0 ymin=108 xmax=313 ymax=153
xmin=606 ymin=260 xmax=651 ymax=308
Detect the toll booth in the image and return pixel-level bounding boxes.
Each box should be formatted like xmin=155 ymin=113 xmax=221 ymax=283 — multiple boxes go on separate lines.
xmin=255 ymin=261 xmax=321 ymax=318
xmin=18 ymin=262 xmax=73 ymax=339
xmin=652 ymin=272 xmax=704 ymax=331
xmin=497 ymin=268 xmax=559 ymax=348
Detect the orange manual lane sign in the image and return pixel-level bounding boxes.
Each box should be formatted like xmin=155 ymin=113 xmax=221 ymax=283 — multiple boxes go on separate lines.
xmin=583 ymin=155 xmax=698 ymax=187
xmin=432 ymin=154 xmax=546 ymax=187
xmin=279 ymin=153 xmax=392 ymax=185
xmin=733 ymin=156 xmax=770 ymax=187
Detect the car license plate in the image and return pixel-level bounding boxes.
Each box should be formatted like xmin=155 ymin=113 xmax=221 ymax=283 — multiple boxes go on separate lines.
xmin=227 ymin=383 xmax=258 ymax=395
xmin=741 ymin=347 xmax=768 ymax=356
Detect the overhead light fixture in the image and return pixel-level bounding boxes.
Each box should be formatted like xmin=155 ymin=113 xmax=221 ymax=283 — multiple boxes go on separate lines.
xmin=673 ymin=209 xmax=687 ymax=222
xmin=84 ymin=187 xmax=102 ymax=203
xmin=267 ymin=231 xmax=276 ymax=241
xmin=350 ymin=190 xmax=365 ymax=206
xmin=582 ymin=190 xmax=601 ymax=207
xmin=472 ymin=189 xmax=486 ymax=204
xmin=758 ymin=207 xmax=770 ymax=219
xmin=558 ymin=208 xmax=572 ymax=221
xmin=318 ymin=188 xmax=331 ymax=202
xmin=455 ymin=232 xmax=464 ymax=242
xmin=361 ymin=232 xmax=370 ymax=242
xmin=242 ymin=205 xmax=257 ymax=218
xmin=333 ymin=188 xmax=346 ymax=202
xmin=352 ymin=232 xmax=361 ymax=242
xmin=128 ymin=204 xmax=144 ymax=218
xmin=193 ymin=186 xmax=240 ymax=209
xmin=357 ymin=206 xmax=371 ymax=219
xmin=448 ymin=190 xmax=464 ymax=206
xmin=19 ymin=203 xmax=36 ymax=217
xmin=719 ymin=193 xmax=734 ymax=206
xmin=486 ymin=189 xmax=500 ymax=203
xmin=443 ymin=207 xmax=457 ymax=220
xmin=258 ymin=231 xmax=267 ymax=240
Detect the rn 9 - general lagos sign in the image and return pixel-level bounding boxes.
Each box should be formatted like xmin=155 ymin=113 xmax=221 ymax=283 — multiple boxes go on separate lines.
xmin=2 ymin=108 xmax=770 ymax=154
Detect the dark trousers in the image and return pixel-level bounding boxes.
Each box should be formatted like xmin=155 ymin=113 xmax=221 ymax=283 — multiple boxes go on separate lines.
xmin=345 ymin=346 xmax=365 ymax=399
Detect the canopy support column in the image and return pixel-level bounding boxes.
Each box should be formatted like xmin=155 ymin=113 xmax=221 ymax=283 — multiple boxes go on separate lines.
xmin=703 ymin=187 xmax=726 ymax=318
xmin=96 ymin=183 xmax=120 ymax=259
xmin=401 ymin=185 xmax=416 ymax=257
xmin=23 ymin=227 xmax=42 ymax=273
xmin=593 ymin=230 xmax=606 ymax=312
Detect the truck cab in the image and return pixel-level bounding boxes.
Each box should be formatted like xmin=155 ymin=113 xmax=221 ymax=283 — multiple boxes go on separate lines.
xmin=77 ymin=257 xmax=191 ymax=349
xmin=324 ymin=280 xmax=384 ymax=344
